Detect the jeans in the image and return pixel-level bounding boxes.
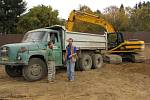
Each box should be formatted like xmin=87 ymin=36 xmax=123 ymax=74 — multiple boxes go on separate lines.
xmin=66 ymin=60 xmax=75 ymax=80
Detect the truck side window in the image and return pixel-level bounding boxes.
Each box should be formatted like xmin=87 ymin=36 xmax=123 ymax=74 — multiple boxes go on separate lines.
xmin=50 ymin=32 xmax=58 ymax=44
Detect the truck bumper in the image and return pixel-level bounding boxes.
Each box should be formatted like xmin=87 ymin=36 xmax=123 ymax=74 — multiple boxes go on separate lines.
xmin=0 ymin=61 xmax=28 ymax=66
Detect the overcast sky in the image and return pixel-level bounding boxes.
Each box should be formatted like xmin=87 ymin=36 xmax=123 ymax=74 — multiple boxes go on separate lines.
xmin=25 ymin=0 xmax=149 ymax=19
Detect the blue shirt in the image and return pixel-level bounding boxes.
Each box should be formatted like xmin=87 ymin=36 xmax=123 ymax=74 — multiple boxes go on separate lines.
xmin=66 ymin=45 xmax=76 ymax=60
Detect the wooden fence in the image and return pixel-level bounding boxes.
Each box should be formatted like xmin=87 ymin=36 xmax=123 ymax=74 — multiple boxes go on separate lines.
xmin=0 ymin=32 xmax=150 ymax=46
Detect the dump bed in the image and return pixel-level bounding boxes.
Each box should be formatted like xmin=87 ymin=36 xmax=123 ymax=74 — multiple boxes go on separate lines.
xmin=64 ymin=31 xmax=107 ymax=50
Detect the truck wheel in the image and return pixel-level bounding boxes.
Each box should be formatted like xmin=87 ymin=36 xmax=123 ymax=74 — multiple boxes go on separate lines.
xmin=5 ymin=65 xmax=22 ymax=77
xmin=80 ymin=54 xmax=92 ymax=71
xmin=92 ymin=54 xmax=103 ymax=69
xmin=22 ymin=58 xmax=47 ymax=82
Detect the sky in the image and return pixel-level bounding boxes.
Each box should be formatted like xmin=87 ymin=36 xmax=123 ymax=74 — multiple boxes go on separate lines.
xmin=25 ymin=0 xmax=150 ymax=19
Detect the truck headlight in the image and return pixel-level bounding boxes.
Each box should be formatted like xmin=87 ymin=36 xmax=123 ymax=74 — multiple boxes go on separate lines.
xmin=19 ymin=47 xmax=27 ymax=53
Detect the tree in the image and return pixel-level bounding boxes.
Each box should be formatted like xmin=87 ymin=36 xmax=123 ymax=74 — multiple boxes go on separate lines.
xmin=138 ymin=2 xmax=142 ymax=9
xmin=118 ymin=4 xmax=130 ymax=31
xmin=103 ymin=6 xmax=120 ymax=30
xmin=17 ymin=5 xmax=65 ymax=33
xmin=103 ymin=5 xmax=130 ymax=31
xmin=0 ymin=0 xmax=26 ymax=34
xmin=119 ymin=4 xmax=125 ymax=12
xmin=130 ymin=1 xmax=150 ymax=31
xmin=72 ymin=2 xmax=150 ymax=32
xmin=78 ymin=5 xmax=93 ymax=14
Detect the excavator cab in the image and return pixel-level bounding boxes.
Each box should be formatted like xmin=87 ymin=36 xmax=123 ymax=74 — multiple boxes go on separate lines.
xmin=107 ymin=32 xmax=124 ymax=49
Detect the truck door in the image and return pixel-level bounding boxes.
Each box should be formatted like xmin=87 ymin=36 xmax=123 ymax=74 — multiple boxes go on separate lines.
xmin=49 ymin=32 xmax=62 ymax=66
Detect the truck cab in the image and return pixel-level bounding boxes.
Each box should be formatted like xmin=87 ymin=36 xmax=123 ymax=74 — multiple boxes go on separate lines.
xmin=0 ymin=27 xmax=63 ymax=81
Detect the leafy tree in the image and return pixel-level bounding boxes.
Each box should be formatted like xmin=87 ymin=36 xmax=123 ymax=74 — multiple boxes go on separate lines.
xmin=103 ymin=5 xmax=130 ymax=31
xmin=118 ymin=4 xmax=130 ymax=31
xmin=103 ymin=6 xmax=120 ymax=30
xmin=94 ymin=10 xmax=102 ymax=16
xmin=119 ymin=4 xmax=125 ymax=13
xmin=73 ymin=2 xmax=150 ymax=32
xmin=79 ymin=5 xmax=93 ymax=14
xmin=17 ymin=5 xmax=65 ymax=33
xmin=0 ymin=0 xmax=26 ymax=34
xmin=130 ymin=1 xmax=150 ymax=31
xmin=138 ymin=2 xmax=142 ymax=9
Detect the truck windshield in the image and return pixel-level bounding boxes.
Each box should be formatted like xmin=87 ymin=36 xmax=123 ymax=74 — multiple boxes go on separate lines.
xmin=22 ymin=31 xmax=45 ymax=42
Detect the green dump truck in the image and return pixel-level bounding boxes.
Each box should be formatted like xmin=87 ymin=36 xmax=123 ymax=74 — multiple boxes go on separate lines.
xmin=0 ymin=25 xmax=107 ymax=81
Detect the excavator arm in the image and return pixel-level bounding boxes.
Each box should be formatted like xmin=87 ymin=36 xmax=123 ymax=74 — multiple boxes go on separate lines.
xmin=66 ymin=10 xmax=115 ymax=33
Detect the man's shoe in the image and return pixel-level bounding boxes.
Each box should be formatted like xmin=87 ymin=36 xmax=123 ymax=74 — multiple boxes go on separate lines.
xmin=69 ymin=80 xmax=74 ymax=82
xmin=48 ymin=80 xmax=55 ymax=83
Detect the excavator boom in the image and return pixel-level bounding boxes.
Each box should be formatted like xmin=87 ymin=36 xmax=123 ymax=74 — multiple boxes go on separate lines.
xmin=66 ymin=10 xmax=115 ymax=33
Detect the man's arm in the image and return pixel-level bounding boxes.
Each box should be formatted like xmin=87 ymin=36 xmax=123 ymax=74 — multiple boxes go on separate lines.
xmin=69 ymin=53 xmax=76 ymax=57
xmin=69 ymin=46 xmax=77 ymax=58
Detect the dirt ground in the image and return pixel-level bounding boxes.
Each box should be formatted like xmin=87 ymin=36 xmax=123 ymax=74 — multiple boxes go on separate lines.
xmin=0 ymin=63 xmax=150 ymax=100
xmin=0 ymin=45 xmax=150 ymax=100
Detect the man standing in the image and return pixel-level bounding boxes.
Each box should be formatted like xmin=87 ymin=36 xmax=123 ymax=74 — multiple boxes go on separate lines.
xmin=47 ymin=41 xmax=55 ymax=83
xmin=65 ymin=38 xmax=77 ymax=81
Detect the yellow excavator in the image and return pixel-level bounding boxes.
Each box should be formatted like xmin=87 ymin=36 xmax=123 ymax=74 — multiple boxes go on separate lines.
xmin=66 ymin=10 xmax=145 ymax=63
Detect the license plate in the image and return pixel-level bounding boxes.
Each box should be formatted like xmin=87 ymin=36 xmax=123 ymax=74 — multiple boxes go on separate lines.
xmin=2 ymin=57 xmax=8 ymax=61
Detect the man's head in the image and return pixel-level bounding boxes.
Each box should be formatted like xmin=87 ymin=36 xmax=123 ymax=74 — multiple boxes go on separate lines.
xmin=67 ymin=38 xmax=73 ymax=46
xmin=48 ymin=41 xmax=53 ymax=49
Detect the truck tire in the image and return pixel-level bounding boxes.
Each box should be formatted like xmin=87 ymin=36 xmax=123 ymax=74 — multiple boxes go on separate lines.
xmin=92 ymin=54 xmax=103 ymax=69
xmin=22 ymin=58 xmax=47 ymax=82
xmin=5 ymin=65 xmax=22 ymax=77
xmin=80 ymin=54 xmax=92 ymax=71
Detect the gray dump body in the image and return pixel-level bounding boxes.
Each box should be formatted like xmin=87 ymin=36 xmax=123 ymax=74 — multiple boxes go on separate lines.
xmin=64 ymin=31 xmax=107 ymax=50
